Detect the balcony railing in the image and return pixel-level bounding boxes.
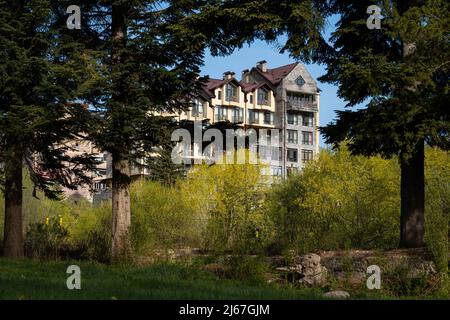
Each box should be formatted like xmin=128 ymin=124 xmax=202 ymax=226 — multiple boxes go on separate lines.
xmin=225 ymin=95 xmax=239 ymax=102
xmin=258 ymin=99 xmax=269 ymax=106
xmin=286 ymin=99 xmax=318 ymax=112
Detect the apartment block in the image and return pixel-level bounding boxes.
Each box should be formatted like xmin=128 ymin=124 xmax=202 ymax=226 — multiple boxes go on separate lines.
xmin=63 ymin=60 xmax=320 ymax=202
xmin=177 ymin=60 xmax=320 ymax=179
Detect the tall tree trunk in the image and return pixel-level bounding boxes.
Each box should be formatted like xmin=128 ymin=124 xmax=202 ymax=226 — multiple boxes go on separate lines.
xmin=110 ymin=3 xmax=131 ymax=261
xmin=111 ymin=155 xmax=131 ymax=260
xmin=400 ymin=140 xmax=425 ymax=248
xmin=3 ymin=146 xmax=23 ymax=258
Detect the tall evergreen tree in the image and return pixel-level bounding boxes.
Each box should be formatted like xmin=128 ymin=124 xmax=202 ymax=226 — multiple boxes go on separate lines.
xmin=0 ymin=0 xmax=97 ymax=258
xmin=54 ymin=1 xmax=212 ymax=259
xmin=320 ymin=0 xmax=449 ymax=247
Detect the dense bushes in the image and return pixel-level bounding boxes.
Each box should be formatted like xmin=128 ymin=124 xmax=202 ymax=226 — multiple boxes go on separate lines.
xmin=266 ymin=146 xmax=401 ymax=253
xmin=0 ymin=146 xmax=448 ymax=267
xmin=266 ymin=146 xmax=449 ymax=257
xmin=185 ymin=159 xmax=271 ymax=254
xmin=130 ymin=180 xmax=202 ymax=254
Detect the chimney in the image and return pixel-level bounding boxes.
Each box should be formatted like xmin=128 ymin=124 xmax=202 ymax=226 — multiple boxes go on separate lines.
xmin=223 ymin=71 xmax=235 ymax=80
xmin=241 ymin=69 xmax=250 ymax=83
xmin=257 ymin=60 xmax=268 ymax=72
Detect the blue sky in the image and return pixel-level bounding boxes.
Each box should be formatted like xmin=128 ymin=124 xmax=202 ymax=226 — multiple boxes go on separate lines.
xmin=200 ymin=15 xmax=345 ymax=147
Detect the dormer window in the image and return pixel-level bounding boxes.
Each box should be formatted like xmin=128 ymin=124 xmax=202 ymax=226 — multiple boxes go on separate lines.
xmin=257 ymin=88 xmax=269 ymax=105
xmin=192 ymin=99 xmax=204 ymax=117
xmin=296 ymin=76 xmax=306 ymax=86
xmin=225 ymin=83 xmax=238 ymax=102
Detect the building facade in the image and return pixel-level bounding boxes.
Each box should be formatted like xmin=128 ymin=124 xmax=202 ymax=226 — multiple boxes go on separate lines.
xmin=63 ymin=60 xmax=320 ymax=201
xmin=176 ymin=60 xmax=320 ymax=179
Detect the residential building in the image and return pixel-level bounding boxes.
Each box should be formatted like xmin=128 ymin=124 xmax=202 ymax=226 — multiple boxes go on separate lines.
xmin=175 ymin=60 xmax=320 ymax=179
xmin=63 ymin=60 xmax=320 ymax=201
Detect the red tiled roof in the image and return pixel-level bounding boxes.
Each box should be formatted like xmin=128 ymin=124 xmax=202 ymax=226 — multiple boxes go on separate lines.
xmin=202 ymin=78 xmax=224 ymax=97
xmin=257 ymin=62 xmax=298 ymax=85
xmin=239 ymin=81 xmax=271 ymax=93
xmin=201 ymin=62 xmax=299 ymax=98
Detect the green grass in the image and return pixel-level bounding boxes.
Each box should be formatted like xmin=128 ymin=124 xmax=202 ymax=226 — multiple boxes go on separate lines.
xmin=0 ymin=258 xmax=323 ymax=300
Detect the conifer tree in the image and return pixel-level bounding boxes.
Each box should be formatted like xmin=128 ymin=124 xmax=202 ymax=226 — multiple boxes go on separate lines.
xmin=0 ymin=0 xmax=97 ymax=258
xmin=320 ymin=0 xmax=449 ymax=247
xmin=53 ymin=1 xmax=211 ymax=259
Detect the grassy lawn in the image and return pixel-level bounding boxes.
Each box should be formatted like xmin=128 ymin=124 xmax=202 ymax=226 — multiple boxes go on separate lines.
xmin=0 ymin=258 xmax=325 ymax=300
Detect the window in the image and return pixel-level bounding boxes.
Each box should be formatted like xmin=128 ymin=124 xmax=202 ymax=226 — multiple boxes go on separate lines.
xmin=287 ymin=130 xmax=298 ymax=144
xmin=302 ymin=131 xmax=313 ymax=145
xmin=249 ymin=95 xmax=253 ymax=104
xmin=248 ymin=110 xmax=259 ymax=124
xmin=257 ymin=145 xmax=268 ymax=160
xmin=257 ymin=88 xmax=269 ymax=105
xmin=263 ymin=112 xmax=274 ymax=125
xmin=226 ymin=84 xmax=238 ymax=102
xmin=191 ymin=99 xmax=204 ymax=117
xmin=287 ymin=148 xmax=298 ymax=162
xmin=296 ymin=76 xmax=305 ymax=86
xmin=260 ymin=130 xmax=272 ymax=145
xmin=302 ymin=112 xmax=314 ymax=127
xmin=272 ymin=166 xmax=283 ymax=177
xmin=232 ymin=107 xmax=244 ymax=123
xmin=271 ymin=147 xmax=283 ymax=161
xmin=301 ymin=149 xmax=314 ymax=163
xmin=215 ymin=106 xmax=228 ymax=121
xmin=217 ymin=91 xmax=222 ymax=99
xmin=94 ymin=182 xmax=107 ymax=191
xmin=287 ymin=113 xmax=298 ymax=125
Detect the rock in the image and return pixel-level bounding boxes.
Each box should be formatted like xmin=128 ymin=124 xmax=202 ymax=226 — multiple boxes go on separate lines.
xmin=323 ymin=290 xmax=350 ymax=299
xmin=277 ymin=253 xmax=327 ymax=286
xmin=297 ymin=253 xmax=327 ymax=286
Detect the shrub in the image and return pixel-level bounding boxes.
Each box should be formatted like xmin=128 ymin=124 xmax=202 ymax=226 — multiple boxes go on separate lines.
xmin=185 ymin=153 xmax=273 ymax=255
xmin=424 ymin=148 xmax=450 ymax=274
xmin=222 ymin=255 xmax=269 ymax=285
xmin=266 ymin=145 xmax=400 ymax=253
xmin=130 ymin=179 xmax=202 ymax=256
xmin=25 ymin=216 xmax=69 ymax=259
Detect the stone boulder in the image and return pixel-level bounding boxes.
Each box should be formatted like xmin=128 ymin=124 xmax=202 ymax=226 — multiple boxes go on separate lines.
xmin=276 ymin=253 xmax=327 ymax=286
xmin=323 ymin=290 xmax=350 ymax=299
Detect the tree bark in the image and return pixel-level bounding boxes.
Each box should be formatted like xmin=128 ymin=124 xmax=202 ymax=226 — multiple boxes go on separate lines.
xmin=400 ymin=140 xmax=425 ymax=248
xmin=110 ymin=3 xmax=131 ymax=261
xmin=111 ymin=155 xmax=131 ymax=260
xmin=3 ymin=146 xmax=24 ymax=258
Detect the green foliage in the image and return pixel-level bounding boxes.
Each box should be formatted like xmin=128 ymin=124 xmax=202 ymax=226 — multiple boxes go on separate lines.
xmin=321 ymin=0 xmax=449 ymax=157
xmin=0 ymin=0 xmax=97 ymax=198
xmin=383 ymin=265 xmax=434 ymax=298
xmin=0 ymin=258 xmax=322 ymax=300
xmin=185 ymin=153 xmax=272 ymax=254
xmin=67 ymin=203 xmax=111 ymax=263
xmin=24 ymin=216 xmax=69 ymax=260
xmin=222 ymin=255 xmax=269 ymax=285
xmin=130 ymin=180 xmax=201 ymax=255
xmin=267 ymin=145 xmax=450 ymax=254
xmin=267 ymin=145 xmax=400 ymax=253
xmin=424 ymin=148 xmax=450 ymax=273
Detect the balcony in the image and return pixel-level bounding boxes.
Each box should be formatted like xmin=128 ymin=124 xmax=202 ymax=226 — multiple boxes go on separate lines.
xmin=225 ymin=95 xmax=239 ymax=103
xmin=286 ymin=100 xmax=318 ymax=113
xmin=258 ymin=99 xmax=269 ymax=106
